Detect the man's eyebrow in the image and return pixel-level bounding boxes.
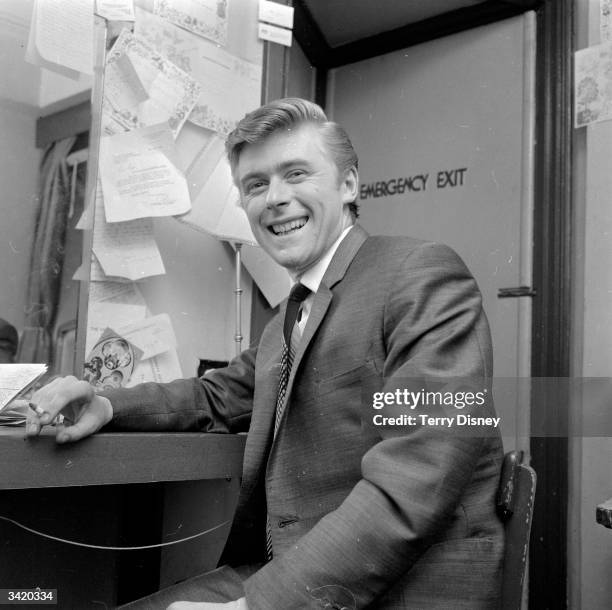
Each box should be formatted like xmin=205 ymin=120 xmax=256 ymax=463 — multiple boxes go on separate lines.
xmin=240 ymin=159 xmax=313 ymax=185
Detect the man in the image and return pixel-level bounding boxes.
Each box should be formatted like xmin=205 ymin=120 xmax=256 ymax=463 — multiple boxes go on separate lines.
xmin=0 ymin=318 xmax=18 ymax=363
xmin=28 ymin=98 xmax=504 ymax=609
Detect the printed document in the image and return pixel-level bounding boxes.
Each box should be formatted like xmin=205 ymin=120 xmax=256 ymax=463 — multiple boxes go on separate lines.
xmin=99 ymin=124 xmax=191 ymax=222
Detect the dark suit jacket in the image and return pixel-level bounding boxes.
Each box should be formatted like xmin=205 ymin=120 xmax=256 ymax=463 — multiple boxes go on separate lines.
xmin=106 ymin=225 xmax=504 ymax=609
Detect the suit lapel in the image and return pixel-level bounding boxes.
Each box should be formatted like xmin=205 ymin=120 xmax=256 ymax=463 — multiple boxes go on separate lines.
xmin=237 ymin=225 xmax=369 ymax=503
xmin=274 ymin=224 xmax=369 ymax=434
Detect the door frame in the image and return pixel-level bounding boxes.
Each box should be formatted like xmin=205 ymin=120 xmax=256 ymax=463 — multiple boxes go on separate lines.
xmin=255 ymin=2 xmax=574 ymax=606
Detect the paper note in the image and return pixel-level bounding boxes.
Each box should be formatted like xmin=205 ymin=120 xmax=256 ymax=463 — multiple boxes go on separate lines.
xmin=87 ymin=280 xmax=148 ymax=355
xmin=258 ymin=22 xmax=292 ymax=47
xmin=90 ymin=281 xmax=147 ymax=308
xmin=86 ymin=302 xmax=148 ymax=355
xmin=135 ymin=8 xmax=262 ymax=135
xmin=99 ymin=124 xmax=192 ymax=222
xmin=93 ymin=203 xmax=166 ymax=281
xmin=127 ymin=347 xmax=183 ymax=385
xmin=575 ymin=42 xmax=612 ymax=127
xmin=176 ymin=153 xmax=257 ymax=244
xmin=26 ymin=0 xmax=94 ymax=77
xmin=0 ymin=364 xmax=48 ymax=411
xmin=96 ymin=0 xmax=135 ymax=21
xmin=102 ymin=29 xmax=201 ymax=137
xmin=114 ymin=314 xmax=177 ymax=360
xmin=185 ymin=133 xmax=227 ymax=199
xmin=259 ymin=0 xmax=294 ymax=29
xmin=154 ymin=0 xmax=229 ymax=46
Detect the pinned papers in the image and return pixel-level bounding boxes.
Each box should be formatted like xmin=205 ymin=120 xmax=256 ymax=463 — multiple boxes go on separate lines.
xmin=258 ymin=0 xmax=294 ymax=29
xmin=84 ymin=328 xmax=143 ymax=389
xmin=86 ymin=282 xmax=148 ymax=355
xmin=154 ymin=0 xmax=229 ymax=46
xmin=95 ymin=0 xmax=135 ymax=21
xmin=176 ymin=148 xmax=256 ymax=245
xmin=113 ymin=314 xmax=177 ymax=361
xmin=135 ymin=8 xmax=262 ymax=135
xmin=26 ymin=0 xmax=94 ymax=77
xmin=258 ymin=0 xmax=293 ymax=47
xmin=93 ymin=202 xmax=166 ymax=281
xmin=103 ymin=29 xmax=201 ymax=137
xmin=575 ymin=42 xmax=612 ymax=127
xmin=99 ymin=124 xmax=191 ymax=222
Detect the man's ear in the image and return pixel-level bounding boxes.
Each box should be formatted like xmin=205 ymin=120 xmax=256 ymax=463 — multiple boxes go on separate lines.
xmin=341 ymin=166 xmax=359 ymax=204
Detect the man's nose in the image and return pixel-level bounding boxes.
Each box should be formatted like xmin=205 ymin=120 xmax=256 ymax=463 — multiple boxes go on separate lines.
xmin=265 ymin=177 xmax=290 ymax=209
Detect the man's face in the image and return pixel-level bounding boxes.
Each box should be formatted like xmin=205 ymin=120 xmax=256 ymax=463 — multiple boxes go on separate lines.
xmin=236 ymin=124 xmax=358 ymax=277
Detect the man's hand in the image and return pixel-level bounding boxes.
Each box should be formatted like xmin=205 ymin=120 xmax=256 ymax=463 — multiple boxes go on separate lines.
xmin=25 ymin=375 xmax=113 ymax=443
xmin=167 ymin=599 xmax=247 ymax=610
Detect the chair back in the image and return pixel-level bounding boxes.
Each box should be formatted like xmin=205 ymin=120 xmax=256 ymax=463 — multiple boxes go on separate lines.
xmin=496 ymin=450 xmax=537 ymax=610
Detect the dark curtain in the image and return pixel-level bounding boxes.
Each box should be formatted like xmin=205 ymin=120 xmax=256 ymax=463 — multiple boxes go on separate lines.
xmin=17 ymin=136 xmax=77 ymax=364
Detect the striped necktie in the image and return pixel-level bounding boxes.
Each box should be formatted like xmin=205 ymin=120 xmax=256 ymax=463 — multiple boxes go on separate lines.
xmin=266 ymin=282 xmax=311 ymax=559
xmin=274 ymin=282 xmax=311 ymax=435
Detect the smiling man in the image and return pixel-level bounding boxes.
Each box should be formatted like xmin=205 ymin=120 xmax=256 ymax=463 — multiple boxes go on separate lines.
xmin=28 ymin=99 xmax=505 ymax=609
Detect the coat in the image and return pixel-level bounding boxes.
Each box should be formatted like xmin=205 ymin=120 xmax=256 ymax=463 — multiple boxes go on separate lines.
xmin=106 ymin=224 xmax=505 ymax=609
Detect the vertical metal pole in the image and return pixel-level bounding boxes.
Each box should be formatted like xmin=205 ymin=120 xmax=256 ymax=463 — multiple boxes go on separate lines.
xmin=234 ymin=243 xmax=243 ymax=356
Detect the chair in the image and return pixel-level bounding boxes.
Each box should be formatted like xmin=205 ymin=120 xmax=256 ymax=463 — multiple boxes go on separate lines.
xmin=496 ymin=450 xmax=537 ymax=610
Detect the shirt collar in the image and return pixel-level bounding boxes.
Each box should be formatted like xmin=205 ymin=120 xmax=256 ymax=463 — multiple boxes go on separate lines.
xmin=295 ymin=225 xmax=353 ymax=294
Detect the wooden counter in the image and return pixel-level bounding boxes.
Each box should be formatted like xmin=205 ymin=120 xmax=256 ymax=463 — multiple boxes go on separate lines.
xmin=0 ymin=429 xmax=246 ymax=609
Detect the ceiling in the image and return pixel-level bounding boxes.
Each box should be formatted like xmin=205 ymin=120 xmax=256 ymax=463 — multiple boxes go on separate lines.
xmin=300 ymin=0 xmax=487 ymax=48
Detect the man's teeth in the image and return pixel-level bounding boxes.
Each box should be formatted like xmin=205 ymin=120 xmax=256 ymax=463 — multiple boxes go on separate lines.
xmin=271 ymin=218 xmax=307 ymax=235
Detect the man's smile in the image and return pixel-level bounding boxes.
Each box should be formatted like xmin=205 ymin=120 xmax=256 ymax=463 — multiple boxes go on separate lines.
xmin=268 ymin=216 xmax=309 ymax=236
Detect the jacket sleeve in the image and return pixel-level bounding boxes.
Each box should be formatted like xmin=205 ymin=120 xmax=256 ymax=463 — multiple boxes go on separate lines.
xmin=101 ymin=344 xmax=257 ymax=434
xmin=243 ymin=242 xmax=495 ymax=608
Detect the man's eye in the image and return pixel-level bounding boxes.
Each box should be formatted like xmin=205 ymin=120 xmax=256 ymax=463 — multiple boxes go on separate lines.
xmin=246 ymin=181 xmax=266 ymax=194
xmin=287 ymin=169 xmax=306 ymax=180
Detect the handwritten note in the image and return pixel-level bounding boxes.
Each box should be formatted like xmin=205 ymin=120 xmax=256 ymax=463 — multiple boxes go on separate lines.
xmin=93 ymin=203 xmax=166 ymax=280
xmin=135 ymin=8 xmax=262 ymax=135
xmin=102 ymin=29 xmax=201 ymax=137
xmin=154 ymin=0 xmax=229 ymax=46
xmin=26 ymin=0 xmax=93 ymax=77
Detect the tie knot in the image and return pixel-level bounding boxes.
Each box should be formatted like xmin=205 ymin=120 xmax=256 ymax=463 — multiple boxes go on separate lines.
xmin=283 ymin=283 xmax=311 ymax=345
xmin=288 ymin=282 xmax=311 ymax=303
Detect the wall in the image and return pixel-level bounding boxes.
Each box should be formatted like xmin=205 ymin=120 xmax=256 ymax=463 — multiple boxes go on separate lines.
xmin=0 ymin=4 xmax=41 ymax=334
xmin=0 ymin=99 xmax=40 ymax=332
xmin=571 ymin=3 xmax=612 ymax=608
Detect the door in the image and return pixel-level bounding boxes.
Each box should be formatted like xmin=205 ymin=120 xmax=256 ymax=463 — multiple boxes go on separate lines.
xmin=328 ymin=13 xmax=536 ymax=450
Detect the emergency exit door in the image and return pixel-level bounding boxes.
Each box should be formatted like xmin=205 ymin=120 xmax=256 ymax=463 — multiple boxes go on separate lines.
xmin=328 ymin=13 xmax=536 ymax=449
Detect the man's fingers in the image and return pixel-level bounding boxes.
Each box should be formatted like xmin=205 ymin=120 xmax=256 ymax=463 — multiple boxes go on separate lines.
xmin=55 ymin=396 xmax=113 ymax=444
xmin=31 ymin=376 xmax=94 ymax=423
xmin=55 ymin=414 xmax=96 ymax=444
xmin=25 ymin=420 xmax=41 ymax=437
